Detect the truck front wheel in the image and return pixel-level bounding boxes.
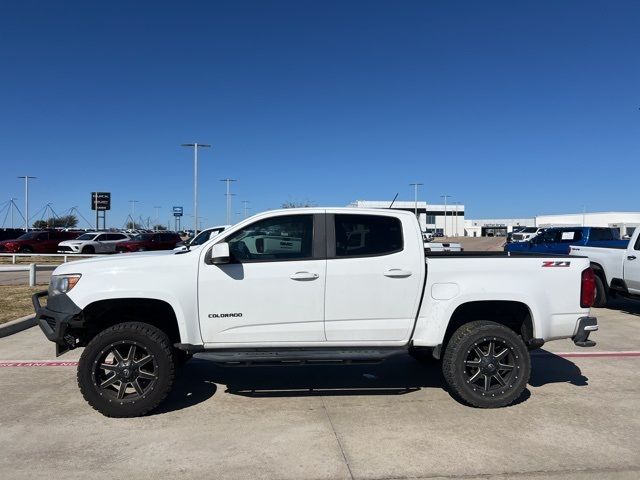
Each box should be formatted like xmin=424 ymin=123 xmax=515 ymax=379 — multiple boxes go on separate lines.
xmin=442 ymin=321 xmax=530 ymax=408
xmin=78 ymin=322 xmax=176 ymax=417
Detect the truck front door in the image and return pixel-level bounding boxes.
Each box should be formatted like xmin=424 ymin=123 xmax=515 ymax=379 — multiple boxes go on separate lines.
xmin=324 ymin=213 xmax=424 ymax=342
xmin=198 ymin=213 xmax=327 ymax=344
xmin=624 ymin=235 xmax=640 ymax=294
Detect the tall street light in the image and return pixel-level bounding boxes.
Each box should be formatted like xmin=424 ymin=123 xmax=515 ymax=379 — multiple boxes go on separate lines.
xmin=220 ymin=178 xmax=237 ymax=224
xmin=409 ymin=183 xmax=423 ymax=219
xmin=182 ymin=143 xmax=211 ymax=236
xmin=17 ymin=176 xmax=36 ymax=231
xmin=440 ymin=194 xmax=451 ymax=237
xmin=242 ymin=200 xmax=251 ymax=219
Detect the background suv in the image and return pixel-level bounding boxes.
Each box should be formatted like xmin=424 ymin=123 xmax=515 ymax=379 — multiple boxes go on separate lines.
xmin=0 ymin=230 xmax=80 ymax=253
xmin=115 ymin=232 xmax=181 ymax=252
xmin=58 ymin=232 xmax=130 ymax=254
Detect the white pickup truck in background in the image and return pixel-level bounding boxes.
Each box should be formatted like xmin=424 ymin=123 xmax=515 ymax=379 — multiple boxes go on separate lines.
xmin=570 ymin=228 xmax=640 ymax=306
xmin=33 ymin=208 xmax=598 ymax=417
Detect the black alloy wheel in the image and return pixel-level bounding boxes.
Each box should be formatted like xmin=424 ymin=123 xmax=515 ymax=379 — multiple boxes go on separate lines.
xmin=442 ymin=321 xmax=530 ymax=408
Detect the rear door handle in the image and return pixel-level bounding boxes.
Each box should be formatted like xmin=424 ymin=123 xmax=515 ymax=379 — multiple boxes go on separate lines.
xmin=290 ymin=271 xmax=319 ymax=281
xmin=628 ymin=255 xmax=637 ymax=261
xmin=384 ymin=269 xmax=412 ymax=278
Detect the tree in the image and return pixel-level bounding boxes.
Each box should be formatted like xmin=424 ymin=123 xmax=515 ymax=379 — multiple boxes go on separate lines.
xmin=32 ymin=215 xmax=78 ymax=229
xmin=126 ymin=221 xmax=143 ymax=230
xmin=153 ymin=224 xmax=167 ymax=231
xmin=281 ymin=199 xmax=317 ymax=208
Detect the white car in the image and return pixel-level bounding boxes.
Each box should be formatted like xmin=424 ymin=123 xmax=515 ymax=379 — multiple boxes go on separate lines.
xmin=570 ymin=228 xmax=640 ymax=306
xmin=35 ymin=208 xmax=597 ymax=417
xmin=510 ymin=227 xmax=544 ymax=242
xmin=57 ymin=232 xmax=130 ymax=254
xmin=424 ymin=242 xmax=463 ymax=252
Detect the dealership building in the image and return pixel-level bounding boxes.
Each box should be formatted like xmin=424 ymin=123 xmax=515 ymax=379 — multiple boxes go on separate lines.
xmin=349 ymin=200 xmax=465 ymax=236
xmin=465 ymin=212 xmax=640 ymax=238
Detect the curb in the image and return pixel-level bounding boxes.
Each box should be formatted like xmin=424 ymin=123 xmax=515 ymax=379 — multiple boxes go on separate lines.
xmin=0 ymin=314 xmax=37 ymax=338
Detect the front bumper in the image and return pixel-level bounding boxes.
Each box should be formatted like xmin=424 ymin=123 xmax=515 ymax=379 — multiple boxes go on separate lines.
xmin=572 ymin=316 xmax=598 ymax=347
xmin=32 ymin=291 xmax=83 ymax=356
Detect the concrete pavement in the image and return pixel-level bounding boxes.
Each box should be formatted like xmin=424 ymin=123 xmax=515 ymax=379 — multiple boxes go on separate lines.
xmin=0 ymin=301 xmax=638 ymax=479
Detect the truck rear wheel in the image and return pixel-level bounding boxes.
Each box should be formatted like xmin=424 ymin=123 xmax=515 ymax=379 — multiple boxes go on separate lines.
xmin=78 ymin=322 xmax=175 ymax=417
xmin=442 ymin=321 xmax=530 ymax=408
xmin=593 ymin=275 xmax=607 ymax=308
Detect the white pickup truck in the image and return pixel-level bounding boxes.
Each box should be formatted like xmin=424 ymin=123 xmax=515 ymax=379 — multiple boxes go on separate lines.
xmin=570 ymin=228 xmax=640 ymax=306
xmin=33 ymin=208 xmax=598 ymax=417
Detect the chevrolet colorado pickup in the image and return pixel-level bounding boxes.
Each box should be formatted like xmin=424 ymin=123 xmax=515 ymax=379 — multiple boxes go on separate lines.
xmin=570 ymin=228 xmax=640 ymax=306
xmin=33 ymin=208 xmax=598 ymax=417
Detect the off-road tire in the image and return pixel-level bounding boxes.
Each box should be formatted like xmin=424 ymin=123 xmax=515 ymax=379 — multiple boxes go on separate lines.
xmin=78 ymin=322 xmax=175 ymax=417
xmin=442 ymin=321 xmax=530 ymax=408
xmin=593 ymin=275 xmax=607 ymax=308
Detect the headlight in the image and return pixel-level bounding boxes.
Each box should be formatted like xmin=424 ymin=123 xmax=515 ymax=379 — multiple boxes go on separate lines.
xmin=49 ymin=274 xmax=82 ymax=296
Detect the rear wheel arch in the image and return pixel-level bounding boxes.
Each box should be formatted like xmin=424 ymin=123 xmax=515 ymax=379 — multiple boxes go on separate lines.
xmin=443 ymin=300 xmax=535 ymax=351
xmin=80 ymin=298 xmax=181 ymax=347
xmin=589 ymin=262 xmax=608 ymax=286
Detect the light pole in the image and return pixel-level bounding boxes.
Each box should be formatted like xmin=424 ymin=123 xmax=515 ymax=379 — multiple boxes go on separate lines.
xmin=440 ymin=194 xmax=451 ymax=237
xmin=182 ymin=143 xmax=211 ymax=236
xmin=17 ymin=176 xmax=36 ymax=231
xmin=10 ymin=198 xmax=17 ymax=229
xmin=220 ymin=178 xmax=237 ymax=224
xmin=242 ymin=200 xmax=250 ymax=219
xmin=153 ymin=206 xmax=161 ymax=229
xmin=409 ymin=183 xmax=423 ymax=219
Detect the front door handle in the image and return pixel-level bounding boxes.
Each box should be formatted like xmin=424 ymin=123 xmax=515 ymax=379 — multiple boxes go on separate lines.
xmin=384 ymin=269 xmax=412 ymax=278
xmin=628 ymin=255 xmax=637 ymax=261
xmin=290 ymin=271 xmax=319 ymax=281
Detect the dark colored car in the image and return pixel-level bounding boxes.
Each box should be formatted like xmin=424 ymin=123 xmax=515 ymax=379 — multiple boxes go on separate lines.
xmin=505 ymin=227 xmax=628 ymax=255
xmin=115 ymin=232 xmax=182 ymax=252
xmin=0 ymin=230 xmax=80 ymax=253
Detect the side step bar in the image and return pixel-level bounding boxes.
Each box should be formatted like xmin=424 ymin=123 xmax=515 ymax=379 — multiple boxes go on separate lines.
xmin=192 ymin=347 xmax=408 ymax=366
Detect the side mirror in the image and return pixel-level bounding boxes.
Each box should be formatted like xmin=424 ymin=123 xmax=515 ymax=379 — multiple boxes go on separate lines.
xmin=211 ymin=242 xmax=230 ymax=264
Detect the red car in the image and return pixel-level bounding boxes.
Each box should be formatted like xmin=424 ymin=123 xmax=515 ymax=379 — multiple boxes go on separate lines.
xmin=115 ymin=232 xmax=182 ymax=252
xmin=0 ymin=230 xmax=80 ymax=253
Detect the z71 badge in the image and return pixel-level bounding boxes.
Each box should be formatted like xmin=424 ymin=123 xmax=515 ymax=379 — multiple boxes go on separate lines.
xmin=542 ymin=261 xmax=570 ymax=267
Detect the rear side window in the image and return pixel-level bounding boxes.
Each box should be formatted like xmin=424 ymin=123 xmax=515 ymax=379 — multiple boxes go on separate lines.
xmin=635 ymin=235 xmax=640 ymax=251
xmin=589 ymin=229 xmax=615 ymax=241
xmin=334 ymin=214 xmax=403 ymax=257
xmin=559 ymin=229 xmax=583 ymax=243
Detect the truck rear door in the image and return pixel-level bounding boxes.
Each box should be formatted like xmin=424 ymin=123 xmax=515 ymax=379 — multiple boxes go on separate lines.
xmin=324 ymin=213 xmax=424 ymax=342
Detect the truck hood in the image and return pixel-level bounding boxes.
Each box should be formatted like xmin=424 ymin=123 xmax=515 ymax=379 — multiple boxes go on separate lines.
xmin=52 ymin=249 xmax=184 ymax=275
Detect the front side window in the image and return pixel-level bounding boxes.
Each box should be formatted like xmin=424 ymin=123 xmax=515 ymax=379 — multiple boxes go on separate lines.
xmin=225 ymin=214 xmax=314 ymax=262
xmin=334 ymin=214 xmax=403 ymax=257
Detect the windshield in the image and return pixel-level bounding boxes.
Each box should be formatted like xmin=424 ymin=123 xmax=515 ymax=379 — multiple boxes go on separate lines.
xmin=76 ymin=233 xmax=98 ymax=241
xmin=190 ymin=228 xmax=224 ymax=246
xmin=131 ymin=234 xmax=153 ymax=241
xmin=521 ymin=227 xmax=539 ymax=233
xmin=16 ymin=232 xmax=42 ymax=240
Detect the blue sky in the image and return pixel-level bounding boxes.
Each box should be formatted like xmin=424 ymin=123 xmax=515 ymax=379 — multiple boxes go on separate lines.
xmin=1 ymin=0 xmax=639 ymax=228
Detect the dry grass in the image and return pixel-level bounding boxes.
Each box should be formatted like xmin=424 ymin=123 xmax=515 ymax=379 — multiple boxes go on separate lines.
xmin=0 ymin=285 xmax=46 ymax=324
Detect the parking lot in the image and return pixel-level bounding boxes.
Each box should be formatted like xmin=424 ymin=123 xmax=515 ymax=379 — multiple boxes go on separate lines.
xmin=0 ymin=298 xmax=638 ymax=480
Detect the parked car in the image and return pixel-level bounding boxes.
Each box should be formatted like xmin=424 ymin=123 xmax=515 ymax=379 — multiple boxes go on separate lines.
xmin=510 ymin=227 xmax=544 ymax=242
xmin=505 ymin=227 xmax=627 ymax=255
xmin=0 ymin=230 xmax=79 ymax=253
xmin=57 ymin=232 xmax=130 ymax=254
xmin=115 ymin=232 xmax=182 ymax=252
xmin=570 ymin=228 xmax=640 ymax=306
xmin=422 ymin=231 xmax=434 ymax=242
xmin=34 ymin=208 xmax=597 ymax=417
xmin=425 ymin=242 xmax=463 ymax=252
